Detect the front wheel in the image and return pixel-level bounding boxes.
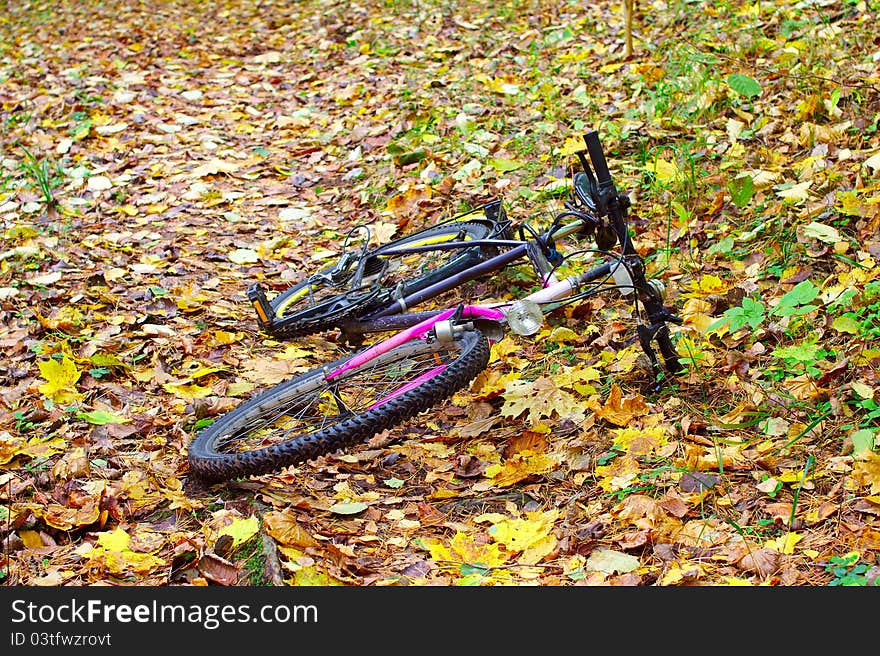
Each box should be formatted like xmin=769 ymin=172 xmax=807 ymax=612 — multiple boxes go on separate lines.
xmin=187 ymin=329 xmax=490 ymax=482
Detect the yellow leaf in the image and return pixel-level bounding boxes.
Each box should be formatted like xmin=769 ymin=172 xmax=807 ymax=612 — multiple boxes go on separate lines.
xmin=646 ymin=158 xmax=680 ymax=183
xmin=501 ymin=376 xmax=585 ymax=425
xmin=489 ymin=510 xmax=558 ymax=564
xmin=218 ymin=516 xmax=260 ymax=547
xmin=776 ymin=180 xmax=812 ymax=203
xmin=538 ymin=326 xmax=580 ymax=344
xmin=426 ymin=531 xmax=509 ymax=570
xmin=766 ymin=531 xmax=803 ymax=555
xmin=213 ymin=330 xmax=241 ymax=345
xmin=0 ymin=433 xmax=25 ymax=465
xmin=484 ymin=76 xmax=521 ymax=95
xmin=20 ymin=530 xmax=45 ymax=549
xmin=559 ymin=136 xmax=586 ymax=156
xmin=485 ymin=450 xmax=556 ymax=487
xmin=191 ymin=158 xmax=241 ymax=178
xmin=291 ymin=566 xmax=345 ymax=586
xmin=684 ymin=274 xmax=729 ymax=297
xmin=162 ymin=382 xmax=213 ymax=400
xmin=659 ymin=560 xmax=705 ymax=585
xmin=831 ymin=315 xmax=860 ymax=334
xmin=97 ymin=528 xmax=131 ymax=551
xmin=611 ymin=425 xmax=669 ymax=457
xmin=852 ymin=451 xmax=880 ymax=494
xmin=553 ymin=365 xmax=601 ymax=396
xmin=86 ymin=528 xmax=165 ymax=575
xmin=37 ymin=355 xmax=83 ymax=404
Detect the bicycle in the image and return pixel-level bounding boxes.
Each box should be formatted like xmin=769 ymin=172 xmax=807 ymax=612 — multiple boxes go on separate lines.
xmin=246 ymin=198 xmax=513 ymax=340
xmin=188 ymin=131 xmax=684 ymax=483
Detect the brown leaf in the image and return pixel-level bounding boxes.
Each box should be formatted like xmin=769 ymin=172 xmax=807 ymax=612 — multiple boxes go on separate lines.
xmin=587 ymin=384 xmax=650 ymax=427
xmin=264 ymin=511 xmax=320 ymax=548
xmin=37 ymin=501 xmax=101 ymax=531
xmin=679 ymin=471 xmax=720 ymax=493
xmin=453 ymin=455 xmax=487 ymax=478
xmin=197 ymin=552 xmax=239 ymax=586
xmin=736 ymin=548 xmax=780 ymax=577
xmin=504 ymin=429 xmax=550 ymax=458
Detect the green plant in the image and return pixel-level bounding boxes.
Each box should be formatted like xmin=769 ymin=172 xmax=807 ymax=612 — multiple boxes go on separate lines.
xmin=234 ymin=534 xmax=269 ymax=586
xmin=825 ymin=552 xmax=874 ymax=586
xmin=19 ymin=146 xmax=62 ymax=206
xmin=771 ymin=280 xmax=820 ymax=319
xmin=13 ymin=410 xmax=37 ymax=432
xmin=708 ymin=296 xmax=766 ymax=333
xmin=770 ymin=341 xmax=832 ymax=379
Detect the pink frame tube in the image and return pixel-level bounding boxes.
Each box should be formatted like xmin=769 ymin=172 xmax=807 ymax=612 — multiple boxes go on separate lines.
xmin=325 ymin=305 xmax=506 ymax=380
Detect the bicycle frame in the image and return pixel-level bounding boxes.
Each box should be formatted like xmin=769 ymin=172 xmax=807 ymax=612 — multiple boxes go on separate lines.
xmin=326 ymin=259 xmax=621 ymax=383
xmin=264 ymin=130 xmax=682 ymax=386
xmin=363 ymin=218 xmax=587 ymax=319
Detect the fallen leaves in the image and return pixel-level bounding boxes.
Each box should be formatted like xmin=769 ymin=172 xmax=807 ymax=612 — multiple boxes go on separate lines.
xmin=586 ymin=384 xmax=650 ymax=427
xmin=2 ymin=0 xmax=879 ymax=590
xmin=501 ymin=376 xmax=586 ymax=425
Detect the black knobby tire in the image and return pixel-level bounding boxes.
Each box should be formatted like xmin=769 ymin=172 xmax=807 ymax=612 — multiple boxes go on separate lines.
xmin=266 ymin=219 xmax=505 ymax=339
xmin=187 ymin=329 xmax=490 ymax=482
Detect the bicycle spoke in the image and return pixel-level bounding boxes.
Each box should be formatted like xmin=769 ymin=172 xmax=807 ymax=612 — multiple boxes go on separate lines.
xmin=216 ymin=343 xmax=458 ymax=454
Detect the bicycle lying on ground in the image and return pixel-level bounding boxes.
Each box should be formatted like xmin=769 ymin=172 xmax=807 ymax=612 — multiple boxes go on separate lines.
xmin=188 ymin=131 xmax=684 ymax=483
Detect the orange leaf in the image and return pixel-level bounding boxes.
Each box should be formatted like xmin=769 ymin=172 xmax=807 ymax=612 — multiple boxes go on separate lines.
xmin=587 ymin=384 xmax=649 ymax=426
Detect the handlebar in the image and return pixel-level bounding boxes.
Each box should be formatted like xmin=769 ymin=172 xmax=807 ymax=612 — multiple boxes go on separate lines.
xmin=583 ymin=130 xmax=612 ymax=186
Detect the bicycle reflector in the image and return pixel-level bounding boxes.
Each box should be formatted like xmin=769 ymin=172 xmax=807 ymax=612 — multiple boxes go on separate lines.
xmin=505 ymin=299 xmax=544 ymax=336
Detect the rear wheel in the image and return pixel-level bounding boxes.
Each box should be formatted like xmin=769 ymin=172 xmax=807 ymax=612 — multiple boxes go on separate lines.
xmin=187 ymin=329 xmax=490 ymax=482
xmin=265 ymin=218 xmax=508 ymax=338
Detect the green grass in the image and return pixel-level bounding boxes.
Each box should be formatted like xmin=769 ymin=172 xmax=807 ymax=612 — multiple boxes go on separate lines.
xmin=18 ymin=145 xmax=62 ymax=207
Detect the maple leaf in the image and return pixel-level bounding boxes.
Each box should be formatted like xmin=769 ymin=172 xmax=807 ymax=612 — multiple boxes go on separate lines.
xmin=852 ymin=451 xmax=880 ymax=494
xmin=611 ymin=425 xmax=670 ymax=457
xmin=484 ymin=450 xmax=557 ymax=487
xmin=488 ymin=510 xmax=558 ymax=565
xmin=425 ymin=531 xmax=509 ymax=572
xmin=595 ymin=454 xmax=641 ymax=492
xmin=37 ymin=355 xmax=83 ymax=404
xmin=586 ymin=384 xmax=650 ymax=427
xmin=501 ymin=376 xmax=585 ymax=425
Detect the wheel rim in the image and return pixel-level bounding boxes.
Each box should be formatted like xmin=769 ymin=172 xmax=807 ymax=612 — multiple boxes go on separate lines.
xmin=213 ymin=339 xmax=462 ymax=455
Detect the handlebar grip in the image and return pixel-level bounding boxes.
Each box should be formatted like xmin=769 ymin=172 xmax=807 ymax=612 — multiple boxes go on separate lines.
xmin=583 ymin=131 xmax=612 ymax=185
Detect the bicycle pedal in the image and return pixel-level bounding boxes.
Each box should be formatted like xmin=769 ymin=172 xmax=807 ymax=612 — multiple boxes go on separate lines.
xmin=247 ymin=284 xmax=273 ymax=328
